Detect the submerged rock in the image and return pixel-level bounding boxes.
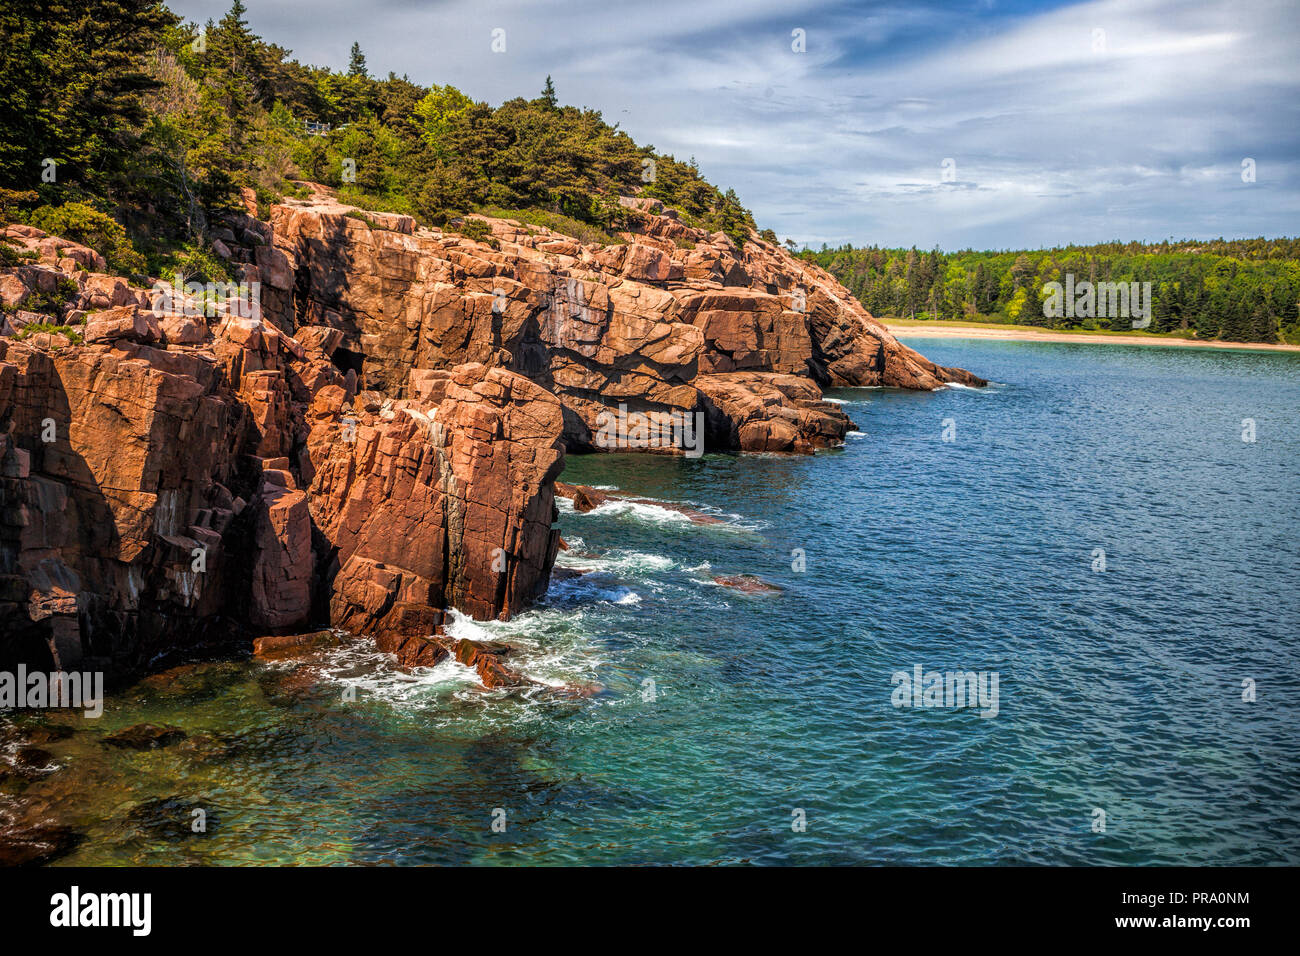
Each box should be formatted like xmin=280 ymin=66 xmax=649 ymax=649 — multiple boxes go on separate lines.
xmin=124 ymin=796 xmax=216 ymax=841
xmin=102 ymin=723 xmax=187 ymax=750
xmin=176 ymin=732 xmax=246 ymax=762
xmin=554 ymin=482 xmax=722 ymax=524
xmin=0 ymin=822 xmax=82 ymax=866
xmin=713 ymin=574 xmax=784 ymax=594
xmin=21 ymin=724 xmax=75 ymax=745
xmin=13 ymin=747 xmax=55 ymax=770
xmin=135 ymin=661 xmax=249 ymax=703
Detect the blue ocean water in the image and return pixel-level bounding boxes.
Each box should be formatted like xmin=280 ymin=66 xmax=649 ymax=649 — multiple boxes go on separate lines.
xmin=13 ymin=338 xmax=1300 ymax=865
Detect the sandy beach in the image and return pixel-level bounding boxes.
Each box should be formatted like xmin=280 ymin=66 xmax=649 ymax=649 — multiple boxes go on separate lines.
xmin=885 ymin=322 xmax=1300 ymax=352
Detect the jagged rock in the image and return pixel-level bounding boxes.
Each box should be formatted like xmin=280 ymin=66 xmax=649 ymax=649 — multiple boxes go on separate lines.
xmin=310 ymin=363 xmax=565 ymax=625
xmin=554 ymin=481 xmax=722 ymax=524
xmin=262 ymin=191 xmax=980 ymax=457
xmin=375 ymin=630 xmax=451 ymax=668
xmin=249 ymin=470 xmax=311 ymax=630
xmin=251 ymin=629 xmax=339 ymax=660
xmin=0 ymin=195 xmax=981 ymax=680
xmin=555 ymin=481 xmax=608 ymax=513
xmin=697 ymin=372 xmax=853 ymax=453
xmin=82 ymin=305 xmax=161 ymax=344
xmin=443 ymin=637 xmax=528 ymax=688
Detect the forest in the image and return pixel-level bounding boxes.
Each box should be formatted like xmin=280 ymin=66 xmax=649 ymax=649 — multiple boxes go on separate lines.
xmin=0 ymin=0 xmax=755 ymax=284
xmin=797 ymin=240 xmax=1300 ymax=344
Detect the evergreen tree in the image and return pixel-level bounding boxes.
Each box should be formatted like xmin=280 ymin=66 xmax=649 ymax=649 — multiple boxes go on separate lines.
xmin=0 ymin=0 xmax=173 ymax=199
xmin=348 ymin=42 xmax=368 ymax=78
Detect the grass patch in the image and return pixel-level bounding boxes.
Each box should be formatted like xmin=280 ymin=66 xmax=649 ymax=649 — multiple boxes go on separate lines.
xmin=14 ymin=322 xmax=83 ymax=345
xmin=474 ymin=206 xmax=624 ymax=246
xmin=335 ymin=187 xmax=418 ymax=221
xmin=343 ymin=209 xmax=380 ymax=230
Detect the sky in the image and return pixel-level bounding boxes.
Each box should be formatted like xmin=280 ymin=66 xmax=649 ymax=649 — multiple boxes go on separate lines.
xmin=168 ymin=0 xmax=1300 ymax=251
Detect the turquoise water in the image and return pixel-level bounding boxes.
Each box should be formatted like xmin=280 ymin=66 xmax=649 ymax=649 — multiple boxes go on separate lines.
xmin=6 ymin=338 xmax=1299 ymax=865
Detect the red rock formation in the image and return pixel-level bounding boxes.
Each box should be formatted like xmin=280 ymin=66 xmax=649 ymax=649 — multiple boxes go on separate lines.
xmin=0 ymin=220 xmax=565 ymax=675
xmin=308 ymin=362 xmax=564 ymax=630
xmin=260 ymin=188 xmax=982 ymax=454
xmin=696 ymin=372 xmax=852 ymax=454
xmin=0 ymin=189 xmax=980 ymax=677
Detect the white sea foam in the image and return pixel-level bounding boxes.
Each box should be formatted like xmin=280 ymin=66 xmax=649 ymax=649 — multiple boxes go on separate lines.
xmin=940 ymin=381 xmax=1004 ymax=392
xmin=586 ymin=499 xmax=695 ymax=525
xmin=443 ymin=608 xmax=496 ymax=643
xmin=559 ymin=549 xmax=674 ymax=575
xmin=846 ymin=430 xmax=867 ymax=438
xmin=315 ymin=641 xmax=480 ymax=705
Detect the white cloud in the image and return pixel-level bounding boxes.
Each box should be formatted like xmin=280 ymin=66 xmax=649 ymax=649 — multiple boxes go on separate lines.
xmin=169 ymin=0 xmax=1300 ymax=248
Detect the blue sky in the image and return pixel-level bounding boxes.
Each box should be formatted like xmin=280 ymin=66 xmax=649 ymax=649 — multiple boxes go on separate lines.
xmin=171 ymin=0 xmax=1300 ymax=250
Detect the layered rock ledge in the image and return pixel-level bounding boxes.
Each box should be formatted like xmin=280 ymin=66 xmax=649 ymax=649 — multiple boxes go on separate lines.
xmin=0 ymin=189 xmax=981 ymax=677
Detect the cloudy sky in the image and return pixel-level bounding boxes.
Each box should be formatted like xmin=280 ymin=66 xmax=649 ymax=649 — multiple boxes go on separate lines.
xmin=170 ymin=0 xmax=1300 ymax=250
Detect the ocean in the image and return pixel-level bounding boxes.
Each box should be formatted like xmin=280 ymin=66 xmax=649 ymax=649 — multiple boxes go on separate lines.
xmin=7 ymin=337 xmax=1298 ymax=865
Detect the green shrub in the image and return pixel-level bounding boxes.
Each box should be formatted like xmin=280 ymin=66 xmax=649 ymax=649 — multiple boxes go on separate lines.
xmin=0 ymin=189 xmax=38 ymax=225
xmin=187 ymin=247 xmax=232 ymax=283
xmin=253 ymin=185 xmax=283 ymax=221
xmin=344 ymin=209 xmax=380 ymax=230
xmin=4 ymin=276 xmax=79 ymax=316
xmin=25 ymin=202 xmax=147 ymax=277
xmin=0 ymin=242 xmax=39 ymax=266
xmin=451 ymin=218 xmax=492 ymax=242
xmin=14 ymin=322 xmax=83 ymax=345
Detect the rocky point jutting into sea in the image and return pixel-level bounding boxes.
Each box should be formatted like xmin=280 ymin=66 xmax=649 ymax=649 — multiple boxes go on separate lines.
xmin=0 ymin=186 xmax=983 ymax=683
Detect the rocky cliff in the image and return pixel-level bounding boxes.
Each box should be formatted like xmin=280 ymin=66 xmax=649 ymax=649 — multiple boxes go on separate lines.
xmin=0 ymin=187 xmax=981 ymax=677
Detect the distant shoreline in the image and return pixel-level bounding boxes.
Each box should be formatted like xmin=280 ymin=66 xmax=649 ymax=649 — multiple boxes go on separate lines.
xmin=885 ymin=321 xmax=1300 ymax=353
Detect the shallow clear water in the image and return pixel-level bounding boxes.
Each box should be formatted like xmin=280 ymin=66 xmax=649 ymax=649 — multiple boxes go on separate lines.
xmin=4 ymin=338 xmax=1298 ymax=865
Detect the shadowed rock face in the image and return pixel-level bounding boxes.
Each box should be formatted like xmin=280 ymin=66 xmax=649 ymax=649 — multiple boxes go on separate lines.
xmin=0 ymin=189 xmax=979 ymax=675
xmin=265 ymin=188 xmax=983 ymax=454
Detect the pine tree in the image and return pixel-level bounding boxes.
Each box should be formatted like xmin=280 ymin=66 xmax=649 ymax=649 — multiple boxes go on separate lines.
xmin=349 ymin=42 xmax=368 ymax=78
xmin=541 ymin=75 xmax=557 ymax=109
xmin=0 ymin=0 xmax=173 ymax=198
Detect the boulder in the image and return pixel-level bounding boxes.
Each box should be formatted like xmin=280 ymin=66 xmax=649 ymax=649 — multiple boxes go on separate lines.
xmin=83 ymin=305 xmax=160 ymax=344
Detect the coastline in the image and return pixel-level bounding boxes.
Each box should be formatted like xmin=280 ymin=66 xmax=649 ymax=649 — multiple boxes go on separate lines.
xmin=884 ymin=321 xmax=1300 ymax=353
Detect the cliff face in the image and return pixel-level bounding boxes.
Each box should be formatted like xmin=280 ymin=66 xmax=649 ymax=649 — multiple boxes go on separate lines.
xmin=265 ymin=191 xmax=982 ymax=454
xmin=0 ymin=189 xmax=980 ymax=675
